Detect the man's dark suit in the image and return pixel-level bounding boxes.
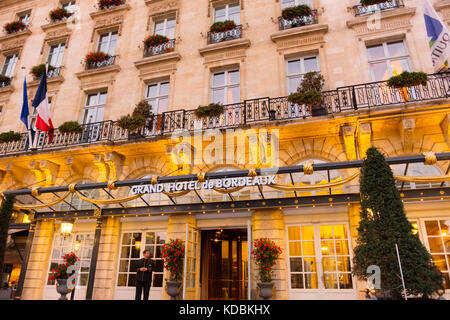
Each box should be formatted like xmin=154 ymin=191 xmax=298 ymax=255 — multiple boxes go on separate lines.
xmin=135 ymin=258 xmax=155 ymax=300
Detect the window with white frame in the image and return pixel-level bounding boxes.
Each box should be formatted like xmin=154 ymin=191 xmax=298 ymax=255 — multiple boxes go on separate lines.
xmin=286 ymin=56 xmax=320 ymax=94
xmin=47 ymin=233 xmax=94 ymax=286
xmin=214 ymin=3 xmax=240 ymax=24
xmin=97 ymin=31 xmax=118 ymax=56
xmin=366 ymin=40 xmax=411 ymax=82
xmin=185 ymin=227 xmax=198 ymax=288
xmin=83 ymin=92 xmax=106 ymax=125
xmin=145 ymin=81 xmax=169 ymax=115
xmin=423 ymin=219 xmax=450 ymax=289
xmin=47 ymin=43 xmax=65 ymax=68
xmin=62 ymin=1 xmax=76 ymax=13
xmin=18 ymin=11 xmax=31 ymax=26
xmin=288 ymin=224 xmax=353 ymax=290
xmin=281 ymin=0 xmax=313 ymax=9
xmin=117 ymin=231 xmax=166 ymax=288
xmin=1 ymin=54 xmax=18 ymax=78
xmin=211 ymin=69 xmax=240 ymax=105
xmin=153 ymin=17 xmax=176 ymax=39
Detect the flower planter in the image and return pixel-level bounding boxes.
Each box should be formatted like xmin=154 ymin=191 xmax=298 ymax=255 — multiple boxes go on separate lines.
xmin=56 ymin=278 xmax=73 ymax=300
xmin=257 ymin=282 xmax=274 ymax=300
xmin=311 ymin=105 xmax=327 ymax=117
xmin=165 ymin=281 xmax=182 ymax=300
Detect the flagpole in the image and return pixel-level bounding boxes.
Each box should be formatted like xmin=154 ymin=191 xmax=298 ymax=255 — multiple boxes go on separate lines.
xmin=21 ymin=67 xmax=33 ymax=151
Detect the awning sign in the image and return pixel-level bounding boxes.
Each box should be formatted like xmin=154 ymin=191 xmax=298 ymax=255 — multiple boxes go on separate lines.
xmin=130 ymin=175 xmax=276 ymax=195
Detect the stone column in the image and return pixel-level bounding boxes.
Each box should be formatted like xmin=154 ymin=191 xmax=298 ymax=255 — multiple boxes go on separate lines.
xmin=162 ymin=214 xmax=196 ymax=300
xmin=251 ymin=208 xmax=287 ymax=300
xmin=348 ymin=203 xmax=366 ymax=300
xmin=22 ymin=220 xmax=55 ymax=300
xmin=92 ymin=216 xmax=121 ymax=300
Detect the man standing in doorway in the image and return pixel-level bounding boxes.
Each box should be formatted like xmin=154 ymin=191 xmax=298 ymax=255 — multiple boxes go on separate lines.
xmin=135 ymin=249 xmax=155 ymax=300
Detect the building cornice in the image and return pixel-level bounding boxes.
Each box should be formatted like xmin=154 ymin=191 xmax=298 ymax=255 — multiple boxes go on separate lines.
xmin=346 ymin=6 xmax=416 ymax=29
xmin=198 ymin=38 xmax=251 ymax=57
xmin=89 ymin=4 xmax=131 ymax=19
xmin=270 ymin=24 xmax=328 ymax=43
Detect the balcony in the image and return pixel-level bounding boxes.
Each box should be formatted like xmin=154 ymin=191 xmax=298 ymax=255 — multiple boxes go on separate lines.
xmin=85 ymin=55 xmax=116 ymax=70
xmin=32 ymin=67 xmax=61 ymax=81
xmin=353 ymin=0 xmax=404 ymax=16
xmin=1 ymin=72 xmax=449 ymax=156
xmin=278 ymin=10 xmax=318 ymax=30
xmin=0 ymin=77 xmax=11 ymax=88
xmin=207 ymin=25 xmax=243 ymax=45
xmin=143 ymin=39 xmax=176 ymax=57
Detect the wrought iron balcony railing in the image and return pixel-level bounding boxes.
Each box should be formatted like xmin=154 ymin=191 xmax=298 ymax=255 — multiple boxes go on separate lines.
xmin=32 ymin=67 xmax=61 ymax=81
xmin=278 ymin=10 xmax=318 ymax=30
xmin=85 ymin=55 xmax=116 ymax=70
xmin=353 ymin=0 xmax=404 ymax=16
xmin=99 ymin=0 xmax=125 ymax=10
xmin=1 ymin=72 xmax=449 ymax=156
xmin=207 ymin=25 xmax=243 ymax=44
xmin=143 ymin=39 xmax=176 ymax=57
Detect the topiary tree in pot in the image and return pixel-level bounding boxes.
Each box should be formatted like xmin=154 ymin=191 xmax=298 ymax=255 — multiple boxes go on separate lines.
xmin=287 ymin=71 xmax=325 ymax=116
xmin=117 ymin=100 xmax=153 ymax=139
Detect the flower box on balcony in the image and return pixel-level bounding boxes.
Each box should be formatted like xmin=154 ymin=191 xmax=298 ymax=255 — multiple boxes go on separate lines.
xmin=194 ymin=103 xmax=225 ymax=118
xmin=359 ymin=0 xmax=388 ymax=6
xmin=281 ymin=5 xmax=313 ymax=20
xmin=143 ymin=35 xmax=175 ymax=57
xmin=58 ymin=121 xmax=83 ymax=134
xmin=98 ymin=0 xmax=124 ymax=10
xmin=144 ymin=34 xmax=169 ymax=47
xmin=210 ymin=20 xmax=236 ymax=33
xmin=387 ymin=71 xmax=428 ymax=88
xmin=49 ymin=8 xmax=72 ymax=22
xmin=4 ymin=21 xmax=27 ymax=34
xmin=0 ymin=131 xmax=22 ymax=143
xmin=85 ymin=51 xmax=113 ymax=69
xmin=31 ymin=64 xmax=56 ymax=79
xmin=0 ymin=74 xmax=11 ymax=86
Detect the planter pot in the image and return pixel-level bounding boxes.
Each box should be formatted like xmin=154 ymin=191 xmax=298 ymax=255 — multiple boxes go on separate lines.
xmin=268 ymin=109 xmax=276 ymax=121
xmin=166 ymin=281 xmax=182 ymax=300
xmin=257 ymin=282 xmax=274 ymax=300
xmin=311 ymin=106 xmax=327 ymax=117
xmin=128 ymin=131 xmax=144 ymax=140
xmin=56 ymin=278 xmax=73 ymax=300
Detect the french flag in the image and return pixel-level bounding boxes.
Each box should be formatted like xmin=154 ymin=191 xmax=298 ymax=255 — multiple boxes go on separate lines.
xmin=32 ymin=68 xmax=54 ymax=143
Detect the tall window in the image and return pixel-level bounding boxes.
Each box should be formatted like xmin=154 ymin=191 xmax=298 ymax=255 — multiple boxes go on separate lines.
xmin=1 ymin=54 xmax=18 ymax=78
xmin=214 ymin=3 xmax=240 ymax=24
xmin=211 ymin=69 xmax=240 ymax=105
xmin=117 ymin=231 xmax=166 ymax=288
xmin=153 ymin=17 xmax=175 ymax=39
xmin=281 ymin=0 xmax=313 ymax=9
xmin=288 ymin=224 xmax=353 ymax=290
xmin=423 ymin=219 xmax=450 ymax=289
xmin=47 ymin=43 xmax=65 ymax=67
xmin=83 ymin=92 xmax=106 ymax=124
xmin=367 ymin=41 xmax=411 ymax=82
xmin=286 ymin=56 xmax=319 ymax=94
xmin=145 ymin=81 xmax=169 ymax=115
xmin=47 ymin=233 xmax=94 ymax=287
xmin=62 ymin=1 xmax=76 ymax=13
xmin=97 ymin=31 xmax=118 ymax=56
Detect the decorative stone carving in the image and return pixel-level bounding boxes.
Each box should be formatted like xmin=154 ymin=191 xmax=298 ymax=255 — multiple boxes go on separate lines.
xmin=358 ymin=122 xmax=372 ymax=158
xmin=0 ymin=39 xmax=26 ymax=52
xmin=341 ymin=124 xmax=357 ymax=161
xmin=270 ymin=24 xmax=328 ymax=51
xmin=145 ymin=0 xmax=179 ymax=14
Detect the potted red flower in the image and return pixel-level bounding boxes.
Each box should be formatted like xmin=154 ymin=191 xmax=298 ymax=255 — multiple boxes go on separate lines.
xmin=98 ymin=0 xmax=124 ymax=10
xmin=144 ymin=34 xmax=170 ymax=48
xmin=282 ymin=4 xmax=313 ymax=20
xmin=360 ymin=0 xmax=388 ymax=6
xmin=161 ymin=238 xmax=185 ymax=300
xmin=4 ymin=21 xmax=27 ymax=34
xmin=252 ymin=238 xmax=282 ymax=300
xmin=209 ymin=20 xmax=237 ymax=33
xmin=48 ymin=252 xmax=80 ymax=300
xmin=49 ymin=8 xmax=72 ymax=22
xmin=85 ymin=51 xmax=111 ymax=66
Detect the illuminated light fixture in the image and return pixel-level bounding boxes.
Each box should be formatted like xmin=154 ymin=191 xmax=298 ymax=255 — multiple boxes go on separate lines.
xmin=60 ymin=218 xmax=74 ymax=237
xmin=74 ymin=240 xmax=81 ymax=252
xmin=135 ymin=241 xmax=141 ymax=249
xmin=321 ymin=246 xmax=329 ymax=252
xmin=202 ymin=211 xmax=206 ymax=214
xmin=22 ymin=214 xmax=30 ymax=223
xmin=411 ymin=223 xmax=419 ymax=235
xmin=217 ymin=210 xmax=221 ymax=214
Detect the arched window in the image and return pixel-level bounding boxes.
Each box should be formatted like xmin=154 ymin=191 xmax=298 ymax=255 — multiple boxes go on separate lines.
xmin=59 ymin=180 xmax=100 ymax=211
xmin=287 ymin=159 xmax=345 ymax=196
xmin=391 ymin=163 xmax=446 ymax=190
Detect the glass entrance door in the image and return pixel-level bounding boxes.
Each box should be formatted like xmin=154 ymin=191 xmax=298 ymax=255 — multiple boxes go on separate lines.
xmin=201 ymin=228 xmax=248 ymax=300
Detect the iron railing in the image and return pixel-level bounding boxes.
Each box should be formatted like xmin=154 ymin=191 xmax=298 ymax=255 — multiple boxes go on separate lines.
xmin=143 ymin=39 xmax=176 ymax=57
xmin=32 ymin=67 xmax=61 ymax=81
xmin=278 ymin=10 xmax=318 ymax=30
xmin=1 ymin=72 xmax=449 ymax=155
xmin=353 ymin=0 xmax=403 ymax=16
xmin=207 ymin=25 xmax=243 ymax=44
xmin=85 ymin=55 xmax=116 ymax=70
xmin=0 ymin=77 xmax=11 ymax=87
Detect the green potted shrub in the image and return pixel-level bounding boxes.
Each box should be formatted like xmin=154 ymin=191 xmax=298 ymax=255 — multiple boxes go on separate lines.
xmin=282 ymin=4 xmax=313 ymax=20
xmin=117 ymin=100 xmax=153 ymax=139
xmin=31 ymin=64 xmax=56 ymax=79
xmin=252 ymin=238 xmax=282 ymax=300
xmin=387 ymin=71 xmax=428 ymax=101
xmin=58 ymin=121 xmax=83 ymax=134
xmin=287 ymin=71 xmax=326 ymax=116
xmin=0 ymin=131 xmax=22 ymax=143
xmin=209 ymin=20 xmax=237 ymax=33
xmin=194 ymin=103 xmax=225 ymax=118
